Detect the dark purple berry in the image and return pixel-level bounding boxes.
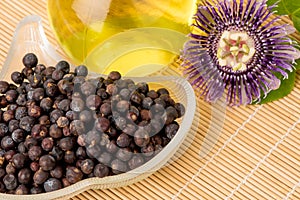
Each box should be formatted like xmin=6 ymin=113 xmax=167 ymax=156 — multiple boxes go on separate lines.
xmin=39 ymin=155 xmax=56 ymax=171
xmin=12 ymin=153 xmax=27 ymax=169
xmin=80 ymin=159 xmax=94 ymax=174
xmin=93 ymin=163 xmax=110 ymax=178
xmin=3 ymin=174 xmax=18 ymax=190
xmin=33 ymin=169 xmax=49 ymax=185
xmin=22 ymin=53 xmax=38 ymax=68
xmin=66 ymin=166 xmax=83 ymax=184
xmin=18 ymin=168 xmax=32 ymax=184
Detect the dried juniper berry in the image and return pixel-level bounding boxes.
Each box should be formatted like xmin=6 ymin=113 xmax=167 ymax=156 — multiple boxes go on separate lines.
xmin=19 ymin=116 xmax=35 ymax=132
xmin=108 ymin=71 xmax=121 ymax=81
xmin=69 ymin=120 xmax=86 ymax=136
xmin=39 ymin=155 xmax=56 ymax=171
xmin=64 ymin=150 xmax=76 ymax=164
xmin=76 ymin=147 xmax=87 ymax=159
xmin=52 ymin=69 xmax=65 ymax=81
xmin=15 ymin=106 xmax=27 ymax=120
xmin=106 ymin=140 xmax=118 ymax=154
xmin=3 ymin=174 xmax=18 ymax=190
xmin=0 ymin=81 xmax=9 ymax=94
xmin=38 ymin=115 xmax=50 ymax=126
xmin=18 ymin=168 xmax=32 ymax=184
xmin=86 ymin=143 xmax=102 ymax=159
xmin=174 ymin=102 xmax=185 ymax=118
xmin=33 ymin=169 xmax=49 ymax=185
xmin=41 ymin=137 xmax=54 ymax=152
xmin=66 ymin=166 xmax=83 ymax=184
xmin=30 ymin=161 xmax=39 ymax=172
xmin=0 ymin=168 xmax=5 ymax=179
xmin=12 ymin=153 xmax=27 ymax=169
xmin=154 ymin=97 xmax=166 ymax=108
xmin=15 ymin=184 xmax=29 ymax=195
xmin=70 ymin=97 xmax=85 ymax=112
xmin=130 ymin=91 xmax=143 ymax=105
xmin=50 ymin=166 xmax=64 ymax=179
xmin=17 ymin=142 xmax=26 ymax=154
xmin=134 ymin=128 xmax=150 ymax=147
xmin=57 ymin=116 xmax=69 ymax=128
xmin=30 ymin=186 xmax=43 ymax=194
xmin=50 ymin=146 xmax=64 ymax=161
xmin=100 ymin=102 xmax=112 ymax=116
xmin=116 ymin=132 xmax=131 ymax=148
xmin=5 ymin=162 xmax=16 ymax=174
xmin=111 ymin=159 xmax=127 ymax=174
xmin=28 ymin=145 xmax=43 ymax=161
xmin=28 ymin=74 xmax=43 ymax=88
xmin=35 ymin=63 xmax=46 ymax=74
xmin=57 ymin=99 xmax=70 ymax=112
xmin=5 ymin=90 xmax=18 ymax=103
xmin=40 ymin=97 xmax=53 ymax=112
xmin=93 ymin=163 xmax=110 ymax=178
xmin=128 ymin=155 xmax=145 ymax=170
xmin=114 ymin=116 xmax=127 ymax=131
xmin=44 ymin=81 xmax=58 ymax=97
xmin=0 ymin=96 xmax=8 ymax=108
xmin=80 ymin=81 xmax=96 ymax=96
xmin=116 ymin=147 xmax=132 ymax=162
xmin=11 ymin=71 xmax=24 ymax=85
xmin=1 ymin=136 xmax=15 ymax=150
xmin=0 ymin=123 xmax=8 ymax=137
xmin=116 ymin=100 xmax=130 ymax=113
xmin=79 ymin=110 xmax=93 ymax=123
xmin=86 ymin=94 xmax=101 ymax=110
xmin=16 ymin=86 xmax=26 ymax=95
xmin=49 ymin=124 xmax=63 ymax=139
xmin=97 ymin=88 xmax=109 ymax=99
xmin=24 ymin=136 xmax=38 ymax=150
xmin=32 ymin=124 xmax=48 ymax=140
xmin=74 ymin=65 xmax=88 ymax=77
xmin=95 ymin=117 xmax=110 ymax=133
xmin=165 ymin=122 xmax=180 ymax=139
xmin=57 ymin=79 xmax=73 ymax=95
xmin=21 ymin=67 xmax=34 ymax=78
xmin=63 ymin=73 xmax=75 ymax=81
xmin=79 ymin=159 xmax=94 ymax=174
xmin=65 ymin=110 xmax=78 ymax=121
xmin=49 ymin=109 xmax=63 ymax=123
xmin=56 ymin=60 xmax=70 ymax=73
xmin=97 ymin=152 xmax=112 ymax=165
xmin=58 ymin=137 xmax=75 ymax=151
xmin=11 ymin=129 xmax=25 ymax=143
xmin=42 ymin=66 xmax=56 ymax=79
xmin=22 ymin=53 xmax=38 ymax=68
xmin=136 ymin=82 xmax=149 ymax=94
xmin=141 ymin=143 xmax=155 ymax=157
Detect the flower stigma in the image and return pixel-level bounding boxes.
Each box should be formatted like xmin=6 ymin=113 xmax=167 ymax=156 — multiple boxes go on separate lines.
xmin=217 ymin=30 xmax=255 ymax=71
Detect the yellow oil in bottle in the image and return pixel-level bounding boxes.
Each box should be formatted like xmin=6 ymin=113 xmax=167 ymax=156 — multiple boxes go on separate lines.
xmin=47 ymin=0 xmax=197 ymax=75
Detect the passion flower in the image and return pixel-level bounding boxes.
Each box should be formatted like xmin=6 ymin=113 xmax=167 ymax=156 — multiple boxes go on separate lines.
xmin=181 ymin=0 xmax=300 ymax=106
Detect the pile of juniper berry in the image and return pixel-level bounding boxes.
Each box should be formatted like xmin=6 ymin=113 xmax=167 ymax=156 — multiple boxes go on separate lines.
xmin=0 ymin=53 xmax=185 ymax=194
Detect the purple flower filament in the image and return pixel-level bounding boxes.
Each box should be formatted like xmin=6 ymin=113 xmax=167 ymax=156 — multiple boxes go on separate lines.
xmin=181 ymin=0 xmax=299 ymax=106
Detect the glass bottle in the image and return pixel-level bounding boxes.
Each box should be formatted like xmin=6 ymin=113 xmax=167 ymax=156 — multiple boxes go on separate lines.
xmin=47 ymin=0 xmax=197 ymax=75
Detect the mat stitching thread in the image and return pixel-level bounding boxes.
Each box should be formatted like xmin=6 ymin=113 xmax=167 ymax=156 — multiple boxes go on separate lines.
xmin=225 ymin=116 xmax=300 ymax=200
xmin=283 ymin=179 xmax=300 ymax=200
xmin=171 ymin=105 xmax=264 ymax=199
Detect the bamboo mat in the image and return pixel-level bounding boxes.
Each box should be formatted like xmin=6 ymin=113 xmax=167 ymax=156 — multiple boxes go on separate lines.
xmin=1 ymin=1 xmax=300 ymax=200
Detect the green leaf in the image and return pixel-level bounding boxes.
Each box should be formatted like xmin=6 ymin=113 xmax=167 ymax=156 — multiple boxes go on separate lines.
xmin=257 ymin=59 xmax=300 ymax=104
xmin=295 ymin=58 xmax=300 ymax=70
xmin=292 ymin=15 xmax=300 ymax=32
xmin=267 ymin=0 xmax=300 ymax=32
xmin=258 ymin=70 xmax=296 ymax=104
